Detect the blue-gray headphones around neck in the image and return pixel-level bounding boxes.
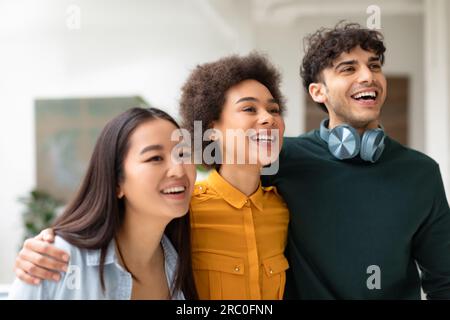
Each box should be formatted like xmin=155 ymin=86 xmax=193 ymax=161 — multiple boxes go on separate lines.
xmin=319 ymin=118 xmax=386 ymax=163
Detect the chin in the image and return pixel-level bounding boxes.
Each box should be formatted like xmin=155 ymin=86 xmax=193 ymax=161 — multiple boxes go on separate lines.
xmin=168 ymin=208 xmax=189 ymax=219
xmin=250 ymin=146 xmax=281 ymax=166
xmin=350 ymin=109 xmax=381 ymax=124
xmin=258 ymin=156 xmax=279 ymax=167
xmin=160 ymin=200 xmax=190 ymax=218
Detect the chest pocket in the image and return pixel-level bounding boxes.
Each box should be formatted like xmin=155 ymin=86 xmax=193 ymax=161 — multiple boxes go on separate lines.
xmin=192 ymin=251 xmax=246 ymax=300
xmin=261 ymin=254 xmax=289 ymax=300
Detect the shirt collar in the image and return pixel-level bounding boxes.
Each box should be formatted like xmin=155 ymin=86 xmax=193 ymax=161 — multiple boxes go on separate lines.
xmin=85 ymin=235 xmax=184 ymax=299
xmin=206 ymin=169 xmax=264 ymax=211
xmin=86 ymin=239 xmax=117 ymax=267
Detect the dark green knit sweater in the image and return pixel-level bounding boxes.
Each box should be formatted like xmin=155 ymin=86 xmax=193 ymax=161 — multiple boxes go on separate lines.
xmin=263 ymin=130 xmax=450 ymax=299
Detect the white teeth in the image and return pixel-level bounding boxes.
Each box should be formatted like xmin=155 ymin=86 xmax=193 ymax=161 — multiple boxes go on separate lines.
xmin=251 ymin=135 xmax=275 ymax=142
xmin=161 ymin=186 xmax=186 ymax=194
xmin=352 ymin=91 xmax=377 ymax=99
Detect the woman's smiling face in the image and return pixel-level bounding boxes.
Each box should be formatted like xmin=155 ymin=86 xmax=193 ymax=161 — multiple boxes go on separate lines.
xmin=212 ymin=79 xmax=285 ymax=167
xmin=117 ymin=118 xmax=196 ymax=220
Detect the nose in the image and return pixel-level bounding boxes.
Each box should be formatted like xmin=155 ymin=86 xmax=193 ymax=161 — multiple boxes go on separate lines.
xmin=357 ymin=65 xmax=374 ymax=84
xmin=167 ymin=160 xmax=186 ymax=179
xmin=258 ymin=109 xmax=276 ymax=127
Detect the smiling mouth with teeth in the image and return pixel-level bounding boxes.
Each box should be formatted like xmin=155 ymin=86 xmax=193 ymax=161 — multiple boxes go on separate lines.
xmin=250 ymin=135 xmax=276 ymax=142
xmin=161 ymin=186 xmax=186 ymax=195
xmin=351 ymin=91 xmax=378 ymax=101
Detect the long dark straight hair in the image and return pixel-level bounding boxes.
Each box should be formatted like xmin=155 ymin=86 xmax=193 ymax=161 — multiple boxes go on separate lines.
xmin=52 ymin=107 xmax=198 ymax=299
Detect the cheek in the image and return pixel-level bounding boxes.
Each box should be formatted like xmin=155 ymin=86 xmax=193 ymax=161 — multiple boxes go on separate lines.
xmin=227 ymin=113 xmax=254 ymax=130
xmin=122 ymin=165 xmax=160 ymax=196
xmin=381 ymin=78 xmax=387 ymax=95
xmin=327 ymin=80 xmax=346 ymax=95
xmin=185 ymin=163 xmax=197 ymax=186
xmin=277 ymin=118 xmax=286 ymax=136
xmin=278 ymin=124 xmax=285 ymax=150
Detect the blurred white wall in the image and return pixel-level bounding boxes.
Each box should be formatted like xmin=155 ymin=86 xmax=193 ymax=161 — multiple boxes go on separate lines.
xmin=424 ymin=0 xmax=450 ymax=198
xmin=0 ymin=0 xmax=254 ymax=284
xmin=448 ymin=1 xmax=450 ymax=190
xmin=0 ymin=0 xmax=449 ymax=285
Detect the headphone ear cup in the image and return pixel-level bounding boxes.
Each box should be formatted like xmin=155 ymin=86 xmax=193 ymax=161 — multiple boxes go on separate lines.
xmin=328 ymin=125 xmax=360 ymax=160
xmin=360 ymin=129 xmax=386 ymax=163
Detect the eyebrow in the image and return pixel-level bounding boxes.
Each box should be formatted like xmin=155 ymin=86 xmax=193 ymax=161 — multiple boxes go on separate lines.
xmin=334 ymin=60 xmax=357 ymax=70
xmin=335 ymin=56 xmax=381 ymax=70
xmin=235 ymin=97 xmax=278 ymax=104
xmin=140 ymin=144 xmax=163 ymax=155
xmin=368 ymin=56 xmax=381 ymax=63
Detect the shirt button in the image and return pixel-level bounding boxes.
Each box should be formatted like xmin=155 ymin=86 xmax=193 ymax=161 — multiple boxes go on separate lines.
xmin=244 ymin=200 xmax=250 ymax=207
xmin=269 ymin=268 xmax=273 ymax=275
xmin=234 ymin=266 xmax=240 ymax=272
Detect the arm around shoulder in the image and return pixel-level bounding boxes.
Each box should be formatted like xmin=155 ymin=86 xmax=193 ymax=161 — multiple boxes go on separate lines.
xmin=8 ymin=236 xmax=76 ymax=300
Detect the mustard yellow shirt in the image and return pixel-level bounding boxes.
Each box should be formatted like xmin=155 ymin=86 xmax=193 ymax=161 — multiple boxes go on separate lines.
xmin=190 ymin=170 xmax=289 ymax=300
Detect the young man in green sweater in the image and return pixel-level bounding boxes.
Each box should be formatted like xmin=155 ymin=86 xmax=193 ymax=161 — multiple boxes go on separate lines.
xmin=12 ymin=23 xmax=450 ymax=300
xmin=267 ymin=22 xmax=450 ymax=299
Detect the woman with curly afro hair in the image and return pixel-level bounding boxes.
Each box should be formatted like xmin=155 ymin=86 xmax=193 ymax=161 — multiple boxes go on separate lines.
xmin=179 ymin=52 xmax=290 ymax=300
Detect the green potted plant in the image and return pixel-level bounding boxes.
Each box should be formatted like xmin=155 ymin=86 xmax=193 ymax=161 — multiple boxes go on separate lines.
xmin=18 ymin=190 xmax=62 ymax=241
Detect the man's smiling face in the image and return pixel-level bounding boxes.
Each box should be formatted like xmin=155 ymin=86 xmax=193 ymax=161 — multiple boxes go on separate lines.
xmin=309 ymin=45 xmax=387 ymax=130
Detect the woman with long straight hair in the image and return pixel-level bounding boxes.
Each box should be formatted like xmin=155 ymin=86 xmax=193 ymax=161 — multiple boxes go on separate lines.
xmin=9 ymin=107 xmax=197 ymax=300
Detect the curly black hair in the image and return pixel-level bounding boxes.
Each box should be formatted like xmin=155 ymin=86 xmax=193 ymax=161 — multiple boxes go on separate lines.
xmin=179 ymin=52 xmax=285 ymax=169
xmin=300 ymin=22 xmax=386 ymax=113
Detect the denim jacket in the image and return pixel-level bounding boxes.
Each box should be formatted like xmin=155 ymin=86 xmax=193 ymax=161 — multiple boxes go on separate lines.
xmin=8 ymin=234 xmax=184 ymax=300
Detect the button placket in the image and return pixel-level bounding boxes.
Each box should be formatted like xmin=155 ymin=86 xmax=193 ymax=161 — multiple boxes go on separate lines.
xmin=242 ymin=199 xmax=261 ymax=299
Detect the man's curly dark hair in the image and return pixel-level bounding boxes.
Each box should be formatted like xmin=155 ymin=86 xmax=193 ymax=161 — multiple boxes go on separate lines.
xmin=300 ymin=22 xmax=386 ymax=113
xmin=179 ymin=52 xmax=285 ymax=169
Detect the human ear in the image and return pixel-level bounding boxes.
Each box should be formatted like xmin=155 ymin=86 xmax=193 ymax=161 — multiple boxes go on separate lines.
xmin=117 ymin=186 xmax=124 ymax=199
xmin=308 ymin=82 xmax=327 ymax=104
xmin=209 ymin=121 xmax=220 ymax=141
xmin=209 ymin=129 xmax=218 ymax=141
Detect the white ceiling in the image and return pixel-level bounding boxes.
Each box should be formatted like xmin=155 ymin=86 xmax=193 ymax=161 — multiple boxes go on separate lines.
xmin=251 ymin=0 xmax=424 ymax=24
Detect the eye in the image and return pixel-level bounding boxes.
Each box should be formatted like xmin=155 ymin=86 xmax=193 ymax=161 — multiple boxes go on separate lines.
xmin=242 ymin=106 xmax=256 ymax=112
xmin=179 ymin=150 xmax=192 ymax=158
xmin=269 ymin=108 xmax=281 ymax=114
xmin=145 ymin=155 xmax=163 ymax=162
xmin=341 ymin=66 xmax=355 ymax=73
xmin=370 ymin=64 xmax=381 ymax=70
